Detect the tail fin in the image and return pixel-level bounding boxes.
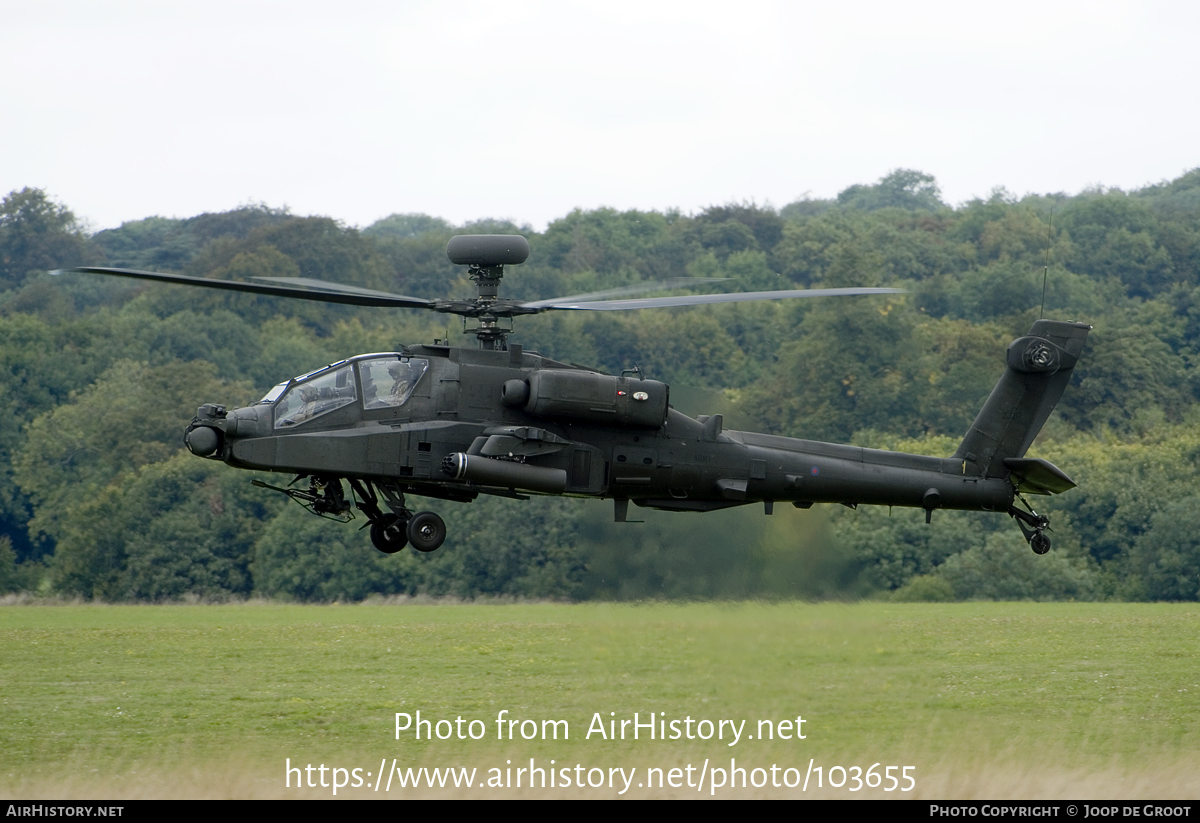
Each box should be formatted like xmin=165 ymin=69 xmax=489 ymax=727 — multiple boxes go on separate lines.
xmin=954 ymin=319 xmax=1091 ymax=479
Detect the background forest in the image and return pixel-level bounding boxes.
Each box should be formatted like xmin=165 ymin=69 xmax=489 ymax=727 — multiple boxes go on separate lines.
xmin=2 ymin=168 xmax=1200 ymax=603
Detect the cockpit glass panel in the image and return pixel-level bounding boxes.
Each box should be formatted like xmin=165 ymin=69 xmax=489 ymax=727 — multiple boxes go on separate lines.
xmin=360 ymin=357 xmax=428 ymax=410
xmin=261 ymin=382 xmax=288 ymax=403
xmin=273 ymin=365 xmax=357 ymax=428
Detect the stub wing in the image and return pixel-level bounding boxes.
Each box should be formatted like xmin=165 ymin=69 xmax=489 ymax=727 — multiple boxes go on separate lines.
xmin=1003 ymin=457 xmax=1077 ymax=496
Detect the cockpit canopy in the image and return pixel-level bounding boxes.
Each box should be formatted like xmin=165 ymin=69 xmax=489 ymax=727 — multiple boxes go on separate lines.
xmin=265 ymin=355 xmax=429 ymax=429
xmin=359 ymin=356 xmax=428 ymax=409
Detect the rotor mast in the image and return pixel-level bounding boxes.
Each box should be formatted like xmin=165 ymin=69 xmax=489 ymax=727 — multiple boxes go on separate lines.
xmin=464 ymin=263 xmax=513 ymax=350
xmin=445 ymin=235 xmax=530 ymax=350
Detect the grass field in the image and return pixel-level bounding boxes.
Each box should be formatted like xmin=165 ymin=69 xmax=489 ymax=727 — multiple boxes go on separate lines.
xmin=2 ymin=600 xmax=1199 ymax=799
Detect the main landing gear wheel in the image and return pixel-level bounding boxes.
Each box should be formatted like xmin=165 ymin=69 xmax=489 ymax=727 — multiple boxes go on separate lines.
xmin=370 ymin=513 xmax=408 ymax=554
xmin=407 ymin=511 xmax=447 ymax=553
xmin=1009 ymin=500 xmax=1052 ymax=556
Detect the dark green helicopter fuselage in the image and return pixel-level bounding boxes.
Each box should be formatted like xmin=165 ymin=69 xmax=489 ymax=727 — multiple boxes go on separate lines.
xmin=188 ymin=320 xmax=1089 ymax=529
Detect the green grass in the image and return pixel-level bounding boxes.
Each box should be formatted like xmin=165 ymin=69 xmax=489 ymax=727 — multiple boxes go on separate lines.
xmin=2 ymin=601 xmax=1199 ymax=798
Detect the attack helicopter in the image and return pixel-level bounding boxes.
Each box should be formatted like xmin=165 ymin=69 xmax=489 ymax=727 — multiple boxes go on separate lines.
xmin=68 ymin=234 xmax=1088 ymax=556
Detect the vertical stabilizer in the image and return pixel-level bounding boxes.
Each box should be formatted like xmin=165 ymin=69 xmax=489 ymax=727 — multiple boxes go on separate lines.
xmin=954 ymin=320 xmax=1090 ymax=478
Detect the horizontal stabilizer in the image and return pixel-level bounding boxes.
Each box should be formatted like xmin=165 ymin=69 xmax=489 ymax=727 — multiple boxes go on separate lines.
xmin=1003 ymin=457 xmax=1076 ymax=495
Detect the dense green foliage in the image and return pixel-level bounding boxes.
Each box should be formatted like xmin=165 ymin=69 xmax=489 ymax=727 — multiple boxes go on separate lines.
xmin=4 ymin=168 xmax=1200 ymax=602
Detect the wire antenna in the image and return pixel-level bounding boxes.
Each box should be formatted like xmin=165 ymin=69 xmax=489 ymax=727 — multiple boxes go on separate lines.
xmin=1039 ymin=206 xmax=1054 ymax=319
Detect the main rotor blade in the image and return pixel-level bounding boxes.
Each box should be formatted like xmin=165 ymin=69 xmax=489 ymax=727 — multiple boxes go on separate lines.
xmin=540 ymin=287 xmax=907 ymax=311
xmin=521 ymin=277 xmax=727 ymax=308
xmin=62 ymin=267 xmax=435 ymax=309
xmin=250 ymin=276 xmax=433 ymax=306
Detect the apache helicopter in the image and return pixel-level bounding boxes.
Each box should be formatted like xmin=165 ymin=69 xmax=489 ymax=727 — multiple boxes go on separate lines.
xmin=68 ymin=234 xmax=1089 ymax=556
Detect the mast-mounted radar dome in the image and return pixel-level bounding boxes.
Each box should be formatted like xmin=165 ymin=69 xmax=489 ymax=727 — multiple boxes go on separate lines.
xmin=446 ymin=235 xmax=530 ymax=267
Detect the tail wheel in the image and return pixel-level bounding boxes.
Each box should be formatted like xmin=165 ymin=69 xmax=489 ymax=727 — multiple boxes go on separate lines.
xmin=407 ymin=511 xmax=447 ymax=553
xmin=1030 ymin=531 xmax=1051 ymax=555
xmin=370 ymin=513 xmax=408 ymax=554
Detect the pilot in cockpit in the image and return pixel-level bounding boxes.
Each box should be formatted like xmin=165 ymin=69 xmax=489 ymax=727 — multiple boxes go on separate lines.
xmin=292 ymin=385 xmax=321 ymax=424
xmin=387 ymin=361 xmax=412 ymax=403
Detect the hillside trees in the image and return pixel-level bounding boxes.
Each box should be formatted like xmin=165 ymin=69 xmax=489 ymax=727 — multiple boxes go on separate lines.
xmin=51 ymin=453 xmax=277 ymax=601
xmin=835 ymin=169 xmax=946 ymax=212
xmin=92 ymin=204 xmax=291 ymax=271
xmin=14 ymin=360 xmax=257 ymax=544
xmin=0 ymin=188 xmax=96 ymax=287
xmin=3 ymin=168 xmax=1200 ymax=601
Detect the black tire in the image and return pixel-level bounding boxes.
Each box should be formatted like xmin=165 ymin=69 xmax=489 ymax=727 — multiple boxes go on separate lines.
xmin=407 ymin=511 xmax=447 ymax=553
xmin=370 ymin=513 xmax=408 ymax=554
xmin=1030 ymin=531 xmax=1051 ymax=555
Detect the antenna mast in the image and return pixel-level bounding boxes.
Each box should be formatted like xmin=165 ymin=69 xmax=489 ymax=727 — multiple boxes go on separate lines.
xmin=1039 ymin=207 xmax=1054 ymax=319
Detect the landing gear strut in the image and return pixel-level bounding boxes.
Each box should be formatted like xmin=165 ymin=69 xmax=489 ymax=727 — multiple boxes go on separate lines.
xmin=1008 ymin=494 xmax=1051 ymax=554
xmin=348 ymin=479 xmax=447 ymax=554
xmin=253 ymin=476 xmax=450 ymax=554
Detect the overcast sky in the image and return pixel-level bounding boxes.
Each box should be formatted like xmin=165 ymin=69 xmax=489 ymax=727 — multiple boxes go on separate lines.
xmin=2 ymin=0 xmax=1197 ymax=232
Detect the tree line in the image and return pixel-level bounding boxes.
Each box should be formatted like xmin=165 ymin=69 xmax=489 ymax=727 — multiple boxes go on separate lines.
xmin=2 ymin=166 xmax=1199 ymax=601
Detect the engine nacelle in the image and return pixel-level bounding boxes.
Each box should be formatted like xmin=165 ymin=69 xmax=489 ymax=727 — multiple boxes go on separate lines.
xmin=523 ymin=370 xmax=668 ymax=428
